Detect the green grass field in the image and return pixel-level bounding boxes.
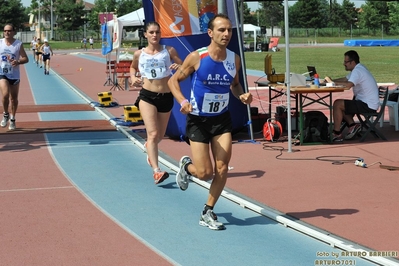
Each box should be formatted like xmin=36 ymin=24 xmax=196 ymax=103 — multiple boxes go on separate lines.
xmin=24 ymin=40 xmax=398 ymax=84
xmin=244 ymin=46 xmax=399 ymax=84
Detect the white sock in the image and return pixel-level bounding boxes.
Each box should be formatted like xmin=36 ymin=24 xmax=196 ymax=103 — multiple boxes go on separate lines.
xmin=153 ymin=168 xmax=161 ymax=173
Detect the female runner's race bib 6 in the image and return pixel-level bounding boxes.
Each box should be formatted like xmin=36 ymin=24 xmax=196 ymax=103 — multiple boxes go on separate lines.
xmin=201 ymin=92 xmax=229 ymax=114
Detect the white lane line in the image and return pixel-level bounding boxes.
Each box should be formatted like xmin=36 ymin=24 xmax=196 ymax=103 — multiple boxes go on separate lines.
xmin=0 ymin=186 xmax=74 ymax=193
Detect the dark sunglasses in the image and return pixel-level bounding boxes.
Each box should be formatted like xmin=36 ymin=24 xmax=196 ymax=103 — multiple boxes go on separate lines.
xmin=4 ymin=30 xmax=13 ymax=32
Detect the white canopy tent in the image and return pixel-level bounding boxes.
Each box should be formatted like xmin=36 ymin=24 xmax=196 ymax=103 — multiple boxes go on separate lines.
xmin=103 ymin=8 xmax=145 ymax=88
xmin=243 ymin=24 xmax=261 ymax=52
xmin=107 ymin=8 xmax=145 ymax=51
xmin=106 ymin=8 xmax=146 ymax=61
xmin=107 ymin=8 xmax=145 ymax=27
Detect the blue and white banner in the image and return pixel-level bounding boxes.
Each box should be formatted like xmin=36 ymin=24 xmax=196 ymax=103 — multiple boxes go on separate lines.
xmin=101 ymin=23 xmax=113 ymax=55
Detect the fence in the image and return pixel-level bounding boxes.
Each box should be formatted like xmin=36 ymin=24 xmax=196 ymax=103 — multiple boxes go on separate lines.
xmin=15 ymin=31 xmax=36 ymax=43
xmin=17 ymin=27 xmax=399 ymax=44
xmin=289 ymin=27 xmax=399 ymax=38
xmin=16 ymin=29 xmax=142 ymax=44
xmin=15 ymin=30 xmax=102 ymax=43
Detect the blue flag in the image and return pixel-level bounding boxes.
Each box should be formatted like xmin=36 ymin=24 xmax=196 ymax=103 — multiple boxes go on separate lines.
xmin=101 ymin=23 xmax=112 ymax=55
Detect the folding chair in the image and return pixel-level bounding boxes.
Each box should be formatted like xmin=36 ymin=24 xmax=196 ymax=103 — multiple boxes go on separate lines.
xmin=356 ymin=86 xmax=389 ymax=142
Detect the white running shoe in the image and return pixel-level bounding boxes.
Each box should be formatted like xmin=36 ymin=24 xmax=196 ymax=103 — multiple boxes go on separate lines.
xmin=9 ymin=119 xmax=16 ymax=130
xmin=199 ymin=209 xmax=226 ymax=230
xmin=1 ymin=113 xmax=9 ymax=128
xmin=176 ymin=156 xmax=192 ymax=191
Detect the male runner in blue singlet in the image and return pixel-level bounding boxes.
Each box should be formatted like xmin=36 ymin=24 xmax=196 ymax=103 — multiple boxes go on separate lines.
xmin=168 ymin=14 xmax=252 ymax=230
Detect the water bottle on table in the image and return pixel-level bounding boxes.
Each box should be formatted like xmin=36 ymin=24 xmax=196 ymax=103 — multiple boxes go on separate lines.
xmin=313 ymin=73 xmax=320 ymax=88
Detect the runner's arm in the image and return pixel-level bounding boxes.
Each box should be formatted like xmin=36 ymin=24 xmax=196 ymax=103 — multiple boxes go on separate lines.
xmin=230 ymin=54 xmax=252 ymax=104
xmin=168 ymin=51 xmax=200 ymax=114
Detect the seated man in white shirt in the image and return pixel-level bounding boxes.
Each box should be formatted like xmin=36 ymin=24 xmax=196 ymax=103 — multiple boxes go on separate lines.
xmin=328 ymin=50 xmax=379 ymax=142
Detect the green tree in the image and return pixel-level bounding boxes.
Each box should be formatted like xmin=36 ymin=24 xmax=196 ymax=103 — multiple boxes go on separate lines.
xmin=0 ymin=0 xmax=26 ymax=30
xmin=387 ymin=1 xmax=399 ymax=33
xmin=359 ymin=0 xmax=390 ymax=34
xmin=288 ymin=3 xmax=302 ymax=28
xmin=259 ymin=0 xmax=284 ymax=35
xmin=316 ymin=0 xmax=330 ymax=28
xmin=340 ymin=0 xmax=358 ymax=30
xmin=115 ymin=0 xmax=141 ymax=17
xmin=55 ymin=0 xmax=86 ymax=31
xmin=326 ymin=0 xmax=342 ymax=27
xmin=243 ymin=2 xmax=257 ymax=25
xmin=288 ymin=0 xmax=328 ymax=29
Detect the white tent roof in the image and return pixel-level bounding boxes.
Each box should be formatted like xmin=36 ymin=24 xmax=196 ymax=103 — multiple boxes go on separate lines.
xmin=243 ymin=24 xmax=260 ymax=32
xmin=243 ymin=24 xmax=261 ymax=52
xmin=108 ymin=8 xmax=145 ymax=27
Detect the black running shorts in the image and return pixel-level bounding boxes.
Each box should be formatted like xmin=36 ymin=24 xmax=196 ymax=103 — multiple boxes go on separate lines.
xmin=186 ymin=111 xmax=232 ymax=144
xmin=42 ymin=54 xmax=50 ymax=61
xmin=137 ymin=88 xmax=174 ymax=113
xmin=0 ymin=75 xmax=20 ymax=85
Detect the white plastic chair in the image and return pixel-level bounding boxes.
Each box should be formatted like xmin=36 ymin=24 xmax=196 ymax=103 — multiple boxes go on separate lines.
xmin=380 ymin=88 xmax=399 ymax=131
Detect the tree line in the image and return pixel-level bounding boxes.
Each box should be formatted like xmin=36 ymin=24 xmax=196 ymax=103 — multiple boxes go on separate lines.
xmin=1 ymin=0 xmax=398 ymax=37
xmin=244 ymin=0 xmax=399 ymax=35
xmin=0 ymin=0 xmax=142 ymax=33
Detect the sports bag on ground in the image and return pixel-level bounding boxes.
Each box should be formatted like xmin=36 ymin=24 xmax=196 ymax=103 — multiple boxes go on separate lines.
xmin=303 ymin=111 xmax=329 ymax=143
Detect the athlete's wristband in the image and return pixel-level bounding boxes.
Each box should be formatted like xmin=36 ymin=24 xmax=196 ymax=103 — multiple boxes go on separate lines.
xmin=180 ymin=99 xmax=189 ymax=107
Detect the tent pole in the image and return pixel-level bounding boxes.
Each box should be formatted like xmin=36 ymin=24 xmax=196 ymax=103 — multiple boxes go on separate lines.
xmin=108 ymin=53 xmax=112 ymax=83
xmin=218 ymin=0 xmax=226 ymax=13
xmin=284 ymin=0 xmax=293 ymax=152
xmin=232 ymin=0 xmax=254 ymax=142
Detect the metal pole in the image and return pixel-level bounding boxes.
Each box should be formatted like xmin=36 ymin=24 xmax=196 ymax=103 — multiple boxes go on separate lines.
xmin=51 ymin=0 xmax=53 ymax=40
xmin=38 ymin=2 xmax=41 ymax=38
xmin=218 ymin=0 xmax=226 ymax=14
xmin=232 ymin=0 xmax=254 ymax=141
xmin=84 ymin=17 xmax=87 ymax=38
xmin=284 ymin=0 xmax=292 ymax=152
xmin=350 ymin=23 xmax=352 ymax=39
